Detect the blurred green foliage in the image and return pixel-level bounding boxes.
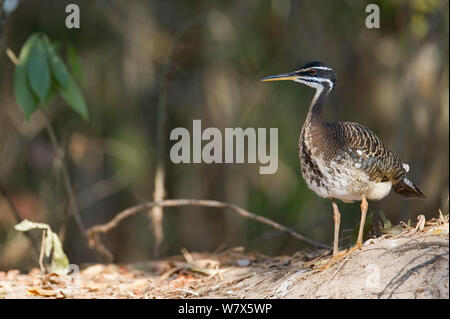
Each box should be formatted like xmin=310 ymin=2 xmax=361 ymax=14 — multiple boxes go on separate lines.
xmin=13 ymin=33 xmax=88 ymax=120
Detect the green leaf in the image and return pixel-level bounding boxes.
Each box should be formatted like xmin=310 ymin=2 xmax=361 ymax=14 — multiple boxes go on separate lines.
xmin=13 ymin=34 xmax=41 ymax=119
xmin=14 ymin=63 xmax=38 ymax=119
xmin=42 ymin=81 xmax=57 ymax=106
xmin=41 ymin=36 xmax=89 ymax=120
xmin=51 ymin=40 xmax=61 ymax=52
xmin=42 ymin=36 xmax=70 ymax=88
xmin=58 ymin=77 xmax=89 ymax=120
xmin=67 ymin=43 xmax=84 ymax=85
xmin=27 ymin=38 xmax=51 ymax=103
xmin=17 ymin=34 xmax=39 ymax=63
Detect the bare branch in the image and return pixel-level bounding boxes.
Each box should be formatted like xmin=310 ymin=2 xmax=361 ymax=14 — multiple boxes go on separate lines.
xmin=87 ymin=198 xmax=331 ymax=262
xmin=148 ymin=17 xmax=204 ymax=259
xmin=5 ymin=47 xmax=18 ymax=64
xmin=41 ymin=110 xmax=87 ymax=238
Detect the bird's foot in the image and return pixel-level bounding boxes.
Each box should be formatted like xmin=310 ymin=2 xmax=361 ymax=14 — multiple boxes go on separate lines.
xmin=349 ymin=241 xmax=364 ymax=252
xmin=338 ymin=242 xmax=363 ymax=257
xmin=313 ymin=251 xmax=346 ymax=271
xmin=314 ymin=243 xmax=363 ymax=271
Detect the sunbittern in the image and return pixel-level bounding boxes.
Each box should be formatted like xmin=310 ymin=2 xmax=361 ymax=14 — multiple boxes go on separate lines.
xmin=262 ymin=61 xmax=426 ymax=258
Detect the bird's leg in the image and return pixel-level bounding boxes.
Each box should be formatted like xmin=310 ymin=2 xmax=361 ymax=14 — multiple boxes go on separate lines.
xmin=333 ymin=195 xmax=369 ymax=259
xmin=331 ymin=199 xmax=341 ymax=257
xmin=356 ymin=195 xmax=368 ymax=249
xmin=315 ymin=197 xmax=366 ymax=270
xmin=312 ymin=199 xmax=343 ymax=270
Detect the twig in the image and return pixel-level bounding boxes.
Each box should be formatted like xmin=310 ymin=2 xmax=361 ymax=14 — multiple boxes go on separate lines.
xmin=39 ymin=231 xmax=46 ymax=273
xmin=148 ymin=17 xmax=203 ymax=259
xmin=150 ymin=169 xmax=164 ymax=259
xmin=149 ymin=61 xmax=168 ymax=258
xmin=41 ymin=110 xmax=87 ymax=238
xmin=148 ymin=21 xmax=174 ymax=260
xmin=5 ymin=47 xmax=18 ymax=64
xmin=87 ymin=198 xmax=330 ymax=262
xmin=58 ymin=200 xmax=70 ymax=242
xmin=328 ymin=255 xmax=349 ymax=282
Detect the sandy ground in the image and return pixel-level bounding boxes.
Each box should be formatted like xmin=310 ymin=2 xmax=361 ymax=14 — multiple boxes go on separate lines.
xmin=0 ymin=217 xmax=448 ymax=299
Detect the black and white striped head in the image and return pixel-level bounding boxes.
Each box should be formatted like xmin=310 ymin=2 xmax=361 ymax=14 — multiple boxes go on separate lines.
xmin=261 ymin=61 xmax=337 ymax=92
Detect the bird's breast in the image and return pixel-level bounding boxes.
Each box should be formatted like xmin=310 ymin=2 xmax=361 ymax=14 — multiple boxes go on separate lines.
xmin=299 ymin=133 xmax=391 ymax=202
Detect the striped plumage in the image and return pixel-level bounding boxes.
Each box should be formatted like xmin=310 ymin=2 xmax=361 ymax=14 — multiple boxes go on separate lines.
xmin=299 ymin=120 xmax=426 ymax=203
xmin=262 ymin=61 xmax=426 ymax=257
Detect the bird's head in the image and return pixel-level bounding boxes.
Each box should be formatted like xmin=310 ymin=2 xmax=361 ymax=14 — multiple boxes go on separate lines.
xmin=261 ymin=61 xmax=337 ymax=91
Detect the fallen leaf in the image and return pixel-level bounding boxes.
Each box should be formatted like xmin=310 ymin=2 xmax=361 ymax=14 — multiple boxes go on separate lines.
xmin=56 ymin=289 xmax=68 ymax=299
xmin=43 ymin=273 xmax=62 ymax=285
xmin=82 ymin=282 xmax=108 ymax=292
xmin=27 ymin=287 xmax=57 ymax=297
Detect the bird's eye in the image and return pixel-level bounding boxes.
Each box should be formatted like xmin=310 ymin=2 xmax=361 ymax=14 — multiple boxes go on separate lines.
xmin=309 ymin=69 xmax=317 ymax=75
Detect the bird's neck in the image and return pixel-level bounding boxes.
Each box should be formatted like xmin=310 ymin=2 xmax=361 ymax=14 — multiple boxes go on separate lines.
xmin=305 ymin=84 xmax=332 ymax=126
xmin=300 ymin=84 xmax=333 ymax=149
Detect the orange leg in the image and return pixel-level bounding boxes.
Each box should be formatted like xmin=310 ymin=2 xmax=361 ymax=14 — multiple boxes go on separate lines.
xmin=316 ymin=196 xmax=368 ymax=270
xmin=331 ymin=199 xmax=341 ymax=257
xmin=343 ymin=195 xmax=368 ymax=255
xmin=357 ymin=195 xmax=368 ymax=249
xmin=312 ymin=199 xmax=343 ymax=270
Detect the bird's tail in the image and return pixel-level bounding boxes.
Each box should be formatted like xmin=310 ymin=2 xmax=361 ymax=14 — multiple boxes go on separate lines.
xmin=393 ymin=177 xmax=427 ymax=200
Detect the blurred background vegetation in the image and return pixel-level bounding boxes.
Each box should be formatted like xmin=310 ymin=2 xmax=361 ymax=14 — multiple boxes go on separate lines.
xmin=0 ymin=0 xmax=448 ymax=271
